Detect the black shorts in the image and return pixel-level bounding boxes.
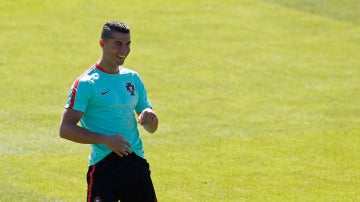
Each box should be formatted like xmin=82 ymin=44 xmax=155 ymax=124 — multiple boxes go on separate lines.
xmin=86 ymin=152 xmax=157 ymax=202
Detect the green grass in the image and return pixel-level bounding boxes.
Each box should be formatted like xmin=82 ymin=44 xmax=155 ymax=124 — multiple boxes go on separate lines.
xmin=260 ymin=0 xmax=360 ymax=25
xmin=1 ymin=0 xmax=360 ymax=201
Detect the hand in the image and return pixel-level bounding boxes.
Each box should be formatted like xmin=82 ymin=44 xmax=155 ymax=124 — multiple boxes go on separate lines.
xmin=138 ymin=108 xmax=158 ymax=133
xmin=102 ymin=135 xmax=132 ymax=157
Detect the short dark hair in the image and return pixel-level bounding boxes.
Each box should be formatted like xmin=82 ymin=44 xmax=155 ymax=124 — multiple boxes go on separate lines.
xmin=101 ymin=21 xmax=130 ymax=40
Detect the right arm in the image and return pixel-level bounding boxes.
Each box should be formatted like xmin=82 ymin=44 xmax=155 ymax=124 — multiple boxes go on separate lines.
xmin=59 ymin=108 xmax=132 ymax=157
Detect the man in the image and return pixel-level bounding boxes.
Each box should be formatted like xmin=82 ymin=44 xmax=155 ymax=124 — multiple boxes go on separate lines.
xmin=59 ymin=21 xmax=158 ymax=202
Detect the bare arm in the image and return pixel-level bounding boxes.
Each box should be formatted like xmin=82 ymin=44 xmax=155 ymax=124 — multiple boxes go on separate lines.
xmin=59 ymin=108 xmax=132 ymax=157
xmin=59 ymin=108 xmax=103 ymax=144
xmin=137 ymin=108 xmax=158 ymax=133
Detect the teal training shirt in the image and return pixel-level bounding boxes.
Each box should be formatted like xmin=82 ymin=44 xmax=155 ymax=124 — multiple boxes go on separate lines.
xmin=65 ymin=64 xmax=152 ymax=166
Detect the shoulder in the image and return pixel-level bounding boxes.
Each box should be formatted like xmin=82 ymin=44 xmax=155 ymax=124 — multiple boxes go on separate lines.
xmin=119 ymin=67 xmax=139 ymax=76
xmin=119 ymin=67 xmax=142 ymax=80
xmin=77 ymin=67 xmax=99 ymax=84
xmin=70 ymin=66 xmax=98 ymax=93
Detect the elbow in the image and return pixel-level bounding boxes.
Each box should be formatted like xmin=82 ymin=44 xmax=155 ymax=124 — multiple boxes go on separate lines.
xmin=59 ymin=125 xmax=69 ymax=139
xmin=59 ymin=129 xmax=65 ymax=139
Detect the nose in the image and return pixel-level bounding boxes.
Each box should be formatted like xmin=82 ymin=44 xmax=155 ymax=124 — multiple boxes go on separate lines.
xmin=119 ymin=45 xmax=129 ymax=54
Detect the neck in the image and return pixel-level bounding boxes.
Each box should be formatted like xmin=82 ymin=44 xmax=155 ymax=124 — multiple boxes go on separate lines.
xmin=97 ymin=60 xmax=119 ymax=74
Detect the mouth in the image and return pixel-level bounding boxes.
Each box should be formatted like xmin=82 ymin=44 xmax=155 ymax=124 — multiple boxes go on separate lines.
xmin=117 ymin=55 xmax=126 ymax=59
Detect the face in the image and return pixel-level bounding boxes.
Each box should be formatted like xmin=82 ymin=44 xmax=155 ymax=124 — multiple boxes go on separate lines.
xmin=100 ymin=32 xmax=131 ymax=67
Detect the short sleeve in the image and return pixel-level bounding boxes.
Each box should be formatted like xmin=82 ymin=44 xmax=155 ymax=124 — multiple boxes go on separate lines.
xmin=64 ymin=79 xmax=93 ymax=112
xmin=134 ymin=74 xmax=152 ymax=113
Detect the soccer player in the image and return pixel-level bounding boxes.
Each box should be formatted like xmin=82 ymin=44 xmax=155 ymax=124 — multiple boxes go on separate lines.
xmin=59 ymin=21 xmax=158 ymax=202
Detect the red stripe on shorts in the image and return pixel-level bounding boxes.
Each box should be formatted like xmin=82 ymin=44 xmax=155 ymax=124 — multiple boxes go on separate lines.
xmin=87 ymin=164 xmax=96 ymax=202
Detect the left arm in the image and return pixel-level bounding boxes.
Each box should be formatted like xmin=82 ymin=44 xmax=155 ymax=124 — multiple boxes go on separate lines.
xmin=137 ymin=108 xmax=158 ymax=133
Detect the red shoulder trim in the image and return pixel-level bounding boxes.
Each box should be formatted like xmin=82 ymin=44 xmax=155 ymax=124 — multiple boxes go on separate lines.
xmin=95 ymin=63 xmax=107 ymax=73
xmin=68 ymin=65 xmax=95 ymax=109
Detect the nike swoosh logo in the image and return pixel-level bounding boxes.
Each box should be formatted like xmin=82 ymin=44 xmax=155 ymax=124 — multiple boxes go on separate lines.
xmin=101 ymin=90 xmax=111 ymax=95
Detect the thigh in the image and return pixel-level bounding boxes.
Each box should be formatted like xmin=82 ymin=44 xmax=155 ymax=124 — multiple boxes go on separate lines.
xmin=87 ymin=154 xmax=120 ymax=202
xmin=87 ymin=182 xmax=118 ymax=202
xmin=119 ymin=155 xmax=157 ymax=202
xmin=121 ymin=175 xmax=157 ymax=202
xmin=87 ymin=153 xmax=157 ymax=202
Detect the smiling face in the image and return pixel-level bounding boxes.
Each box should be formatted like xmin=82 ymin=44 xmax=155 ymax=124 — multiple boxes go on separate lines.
xmin=99 ymin=32 xmax=131 ymax=73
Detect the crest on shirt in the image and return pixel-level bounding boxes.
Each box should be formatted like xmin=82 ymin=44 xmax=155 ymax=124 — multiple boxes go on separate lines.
xmin=126 ymin=82 xmax=135 ymax=96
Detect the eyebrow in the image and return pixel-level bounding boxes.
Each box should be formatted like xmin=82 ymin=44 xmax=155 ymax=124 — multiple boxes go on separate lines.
xmin=114 ymin=40 xmax=131 ymax=45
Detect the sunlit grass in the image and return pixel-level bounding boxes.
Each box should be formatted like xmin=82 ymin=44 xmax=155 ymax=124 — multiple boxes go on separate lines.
xmin=0 ymin=0 xmax=359 ymax=201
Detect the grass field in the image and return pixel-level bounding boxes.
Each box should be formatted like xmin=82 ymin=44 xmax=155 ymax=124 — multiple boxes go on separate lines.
xmin=1 ymin=0 xmax=360 ymax=201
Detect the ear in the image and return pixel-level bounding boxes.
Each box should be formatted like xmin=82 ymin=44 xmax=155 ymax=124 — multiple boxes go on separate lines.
xmin=99 ymin=39 xmax=105 ymax=47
